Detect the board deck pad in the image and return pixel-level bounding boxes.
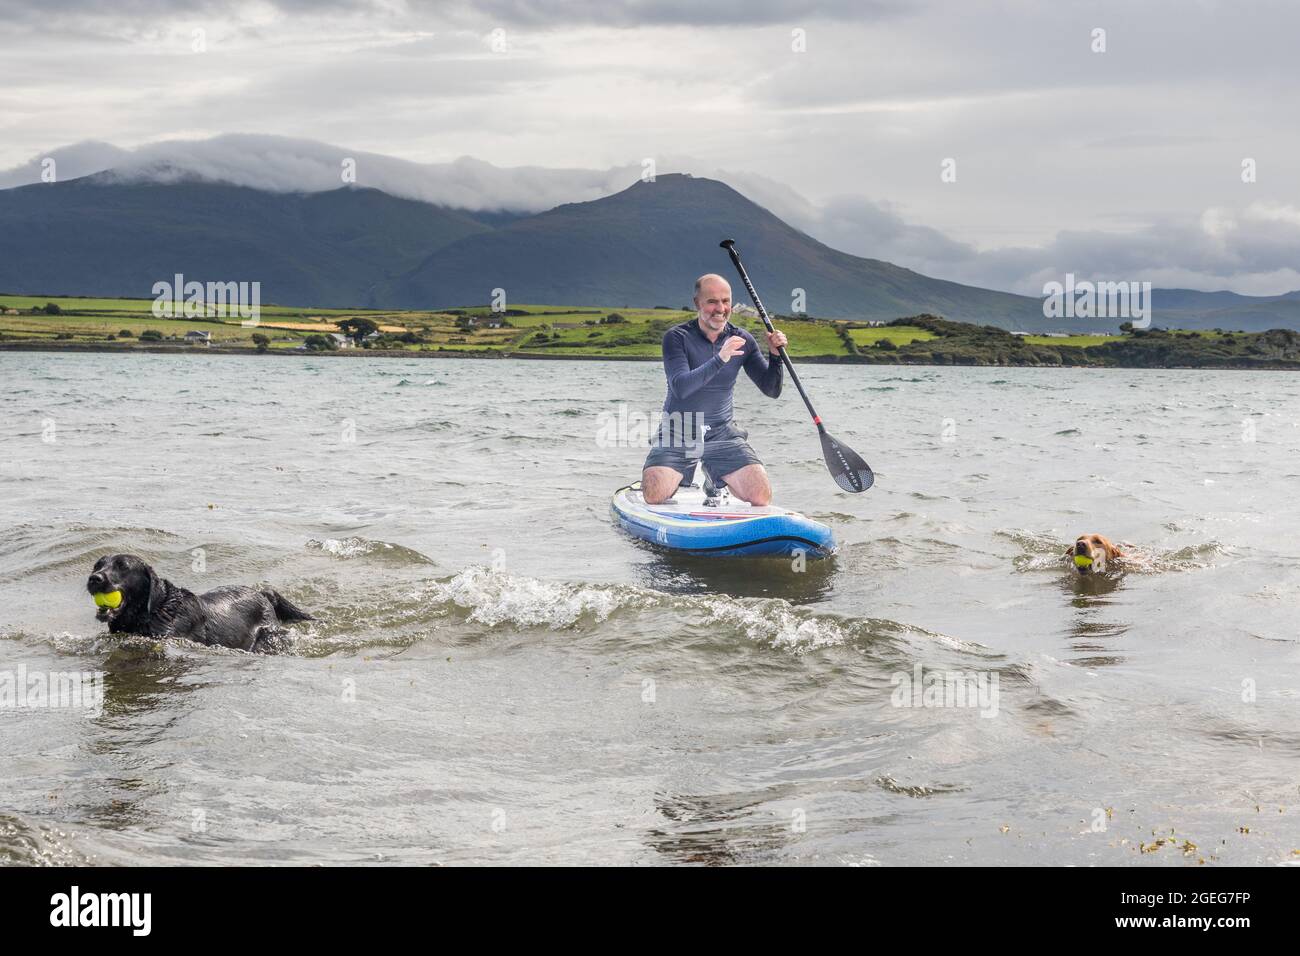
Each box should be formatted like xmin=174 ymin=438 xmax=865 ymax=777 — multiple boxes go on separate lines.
xmin=611 ymin=483 xmax=835 ymax=558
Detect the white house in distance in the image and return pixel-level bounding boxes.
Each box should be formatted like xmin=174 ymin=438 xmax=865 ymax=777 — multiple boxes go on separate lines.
xmin=185 ymin=330 xmax=211 ymax=346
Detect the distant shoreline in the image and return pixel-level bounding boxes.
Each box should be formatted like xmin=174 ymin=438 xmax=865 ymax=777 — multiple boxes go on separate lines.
xmin=0 ymin=341 xmax=663 ymax=361
xmin=3 ymin=340 xmax=1299 ymax=370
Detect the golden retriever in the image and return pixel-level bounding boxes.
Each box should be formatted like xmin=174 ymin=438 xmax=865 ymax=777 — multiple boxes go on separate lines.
xmin=1066 ymin=534 xmax=1125 ymax=575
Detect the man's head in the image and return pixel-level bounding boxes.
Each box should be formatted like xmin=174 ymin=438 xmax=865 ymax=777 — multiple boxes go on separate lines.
xmin=694 ymin=274 xmax=732 ymax=337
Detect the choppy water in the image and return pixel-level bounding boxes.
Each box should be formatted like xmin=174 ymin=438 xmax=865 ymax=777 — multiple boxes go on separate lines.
xmin=2 ymin=352 xmax=1298 ymax=865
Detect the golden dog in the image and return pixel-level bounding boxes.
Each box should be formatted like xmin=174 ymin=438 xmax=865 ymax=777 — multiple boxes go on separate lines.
xmin=1066 ymin=534 xmax=1125 ymax=575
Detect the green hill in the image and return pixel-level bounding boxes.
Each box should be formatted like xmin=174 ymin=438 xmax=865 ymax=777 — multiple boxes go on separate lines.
xmin=0 ymin=176 xmax=490 ymax=308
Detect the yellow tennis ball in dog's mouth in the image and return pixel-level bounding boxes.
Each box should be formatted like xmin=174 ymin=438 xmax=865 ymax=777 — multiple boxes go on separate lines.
xmin=93 ymin=591 xmax=123 ymax=608
xmin=1073 ymin=554 xmax=1093 ymax=569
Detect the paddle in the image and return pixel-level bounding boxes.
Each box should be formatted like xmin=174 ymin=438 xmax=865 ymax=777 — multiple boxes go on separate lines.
xmin=719 ymin=239 xmax=874 ymax=493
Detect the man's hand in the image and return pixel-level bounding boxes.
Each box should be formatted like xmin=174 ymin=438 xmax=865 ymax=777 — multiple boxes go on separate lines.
xmin=766 ymin=329 xmax=788 ymax=354
xmin=718 ymin=335 xmax=747 ymax=362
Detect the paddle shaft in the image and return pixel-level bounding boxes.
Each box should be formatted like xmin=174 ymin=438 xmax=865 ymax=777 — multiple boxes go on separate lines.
xmin=720 ymin=241 xmax=827 ymax=433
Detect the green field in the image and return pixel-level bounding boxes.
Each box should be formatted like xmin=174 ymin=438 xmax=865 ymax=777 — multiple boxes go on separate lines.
xmin=1021 ymin=330 xmax=1224 ymax=347
xmin=1020 ymin=334 xmax=1116 ymax=347
xmin=0 ymin=311 xmax=306 ymax=344
xmin=0 ymin=298 xmax=841 ymax=357
xmin=0 ymin=294 xmax=383 ymax=316
xmin=0 ymin=298 xmax=690 ymax=352
xmin=0 ymin=295 xmax=1273 ymax=366
xmin=0 ymin=294 xmax=406 ymax=347
xmin=848 ymin=326 xmax=937 ymax=347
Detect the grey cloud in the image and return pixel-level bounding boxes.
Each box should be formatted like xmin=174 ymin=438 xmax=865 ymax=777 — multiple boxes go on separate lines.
xmin=426 ymin=0 xmax=906 ymax=28
xmin=0 ymin=134 xmax=643 ymax=211
xmin=0 ymin=140 xmax=131 ymax=188
xmin=0 ymin=0 xmax=900 ymax=33
xmin=0 ymin=0 xmax=386 ymax=26
xmin=744 ymin=1 xmax=1300 ymax=113
xmin=816 ymin=201 xmax=1300 ymax=297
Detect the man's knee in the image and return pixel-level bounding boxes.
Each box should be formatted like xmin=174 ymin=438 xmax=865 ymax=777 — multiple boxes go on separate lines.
xmin=641 ymin=467 xmax=683 ymax=504
xmin=722 ymin=465 xmax=771 ymax=506
xmin=642 ymin=485 xmax=671 ymax=505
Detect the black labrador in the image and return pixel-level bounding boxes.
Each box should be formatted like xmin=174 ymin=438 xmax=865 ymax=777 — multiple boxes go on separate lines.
xmin=87 ymin=553 xmax=314 ymax=652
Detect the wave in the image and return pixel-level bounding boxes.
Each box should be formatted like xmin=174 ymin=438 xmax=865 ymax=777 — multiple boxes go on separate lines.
xmin=1128 ymin=541 xmax=1235 ymax=573
xmin=418 ymin=566 xmax=989 ymax=659
xmin=807 ymin=511 xmax=860 ymax=523
xmin=0 ymin=524 xmax=190 ymax=576
xmin=305 ymin=536 xmax=436 ymax=565
xmin=430 ymin=565 xmax=648 ymax=629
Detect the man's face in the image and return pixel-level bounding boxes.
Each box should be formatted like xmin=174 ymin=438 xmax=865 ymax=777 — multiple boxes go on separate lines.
xmin=695 ymin=279 xmax=732 ymax=335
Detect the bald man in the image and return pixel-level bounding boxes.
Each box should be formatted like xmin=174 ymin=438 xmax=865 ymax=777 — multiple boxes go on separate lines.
xmin=641 ymin=273 xmax=788 ymax=506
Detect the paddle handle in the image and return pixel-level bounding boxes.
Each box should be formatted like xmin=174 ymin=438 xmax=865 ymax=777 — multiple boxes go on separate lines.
xmin=719 ymin=239 xmax=825 ymax=431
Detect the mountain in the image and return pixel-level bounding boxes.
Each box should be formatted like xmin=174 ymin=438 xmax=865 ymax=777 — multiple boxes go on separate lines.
xmin=1148 ymin=289 xmax=1300 ymax=332
xmin=386 ymin=174 xmax=1048 ymax=326
xmin=0 ymin=175 xmax=492 ymax=307
xmin=2 ymin=169 xmax=1297 ymax=331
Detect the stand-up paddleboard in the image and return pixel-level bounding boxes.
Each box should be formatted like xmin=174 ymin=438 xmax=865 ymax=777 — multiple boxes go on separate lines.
xmin=611 ymin=482 xmax=835 ymax=558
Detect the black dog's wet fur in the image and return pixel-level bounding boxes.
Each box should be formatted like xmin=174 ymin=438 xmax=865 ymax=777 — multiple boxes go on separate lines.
xmin=87 ymin=553 xmax=314 ymax=653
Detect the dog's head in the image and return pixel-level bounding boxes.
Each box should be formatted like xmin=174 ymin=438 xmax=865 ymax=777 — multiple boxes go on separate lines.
xmin=1067 ymin=534 xmax=1123 ymax=576
xmin=86 ymin=553 xmax=164 ymax=625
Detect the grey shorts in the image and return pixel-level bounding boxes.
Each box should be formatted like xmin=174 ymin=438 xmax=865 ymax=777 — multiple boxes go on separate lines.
xmin=643 ymin=419 xmax=763 ymax=485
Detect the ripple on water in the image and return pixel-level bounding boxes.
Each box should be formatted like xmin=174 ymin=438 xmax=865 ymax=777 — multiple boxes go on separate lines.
xmin=874 ymin=775 xmax=968 ymax=798
xmin=0 ymin=814 xmax=100 ymax=866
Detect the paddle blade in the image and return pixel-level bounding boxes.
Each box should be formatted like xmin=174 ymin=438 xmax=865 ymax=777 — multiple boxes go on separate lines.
xmin=820 ymin=429 xmax=874 ymax=492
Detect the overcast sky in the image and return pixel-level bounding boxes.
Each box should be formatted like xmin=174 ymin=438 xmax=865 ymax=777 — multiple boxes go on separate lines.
xmin=2 ymin=0 xmax=1297 ymax=295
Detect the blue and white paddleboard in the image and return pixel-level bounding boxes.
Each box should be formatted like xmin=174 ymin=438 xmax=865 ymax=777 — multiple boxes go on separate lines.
xmin=611 ymin=482 xmax=835 ymax=558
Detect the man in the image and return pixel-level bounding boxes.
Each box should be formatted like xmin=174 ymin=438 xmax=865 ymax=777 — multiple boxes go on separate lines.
xmin=641 ymin=273 xmax=788 ymax=505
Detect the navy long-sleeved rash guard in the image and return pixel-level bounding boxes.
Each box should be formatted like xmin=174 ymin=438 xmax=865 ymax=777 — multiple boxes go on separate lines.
xmin=660 ymin=319 xmax=782 ymax=427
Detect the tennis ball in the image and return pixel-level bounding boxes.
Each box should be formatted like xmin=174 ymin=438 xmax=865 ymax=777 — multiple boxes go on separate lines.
xmin=94 ymin=591 xmax=123 ymax=608
xmin=1073 ymin=554 xmax=1093 ymax=568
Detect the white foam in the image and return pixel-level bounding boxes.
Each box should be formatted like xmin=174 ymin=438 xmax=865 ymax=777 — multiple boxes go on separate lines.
xmin=432 ymin=566 xmax=639 ymax=629
xmin=307 ymin=537 xmax=395 ymax=559
xmin=702 ymin=598 xmax=850 ymax=650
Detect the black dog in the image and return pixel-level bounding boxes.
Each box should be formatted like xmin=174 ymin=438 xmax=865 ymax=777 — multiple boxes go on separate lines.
xmin=87 ymin=553 xmax=314 ymax=652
